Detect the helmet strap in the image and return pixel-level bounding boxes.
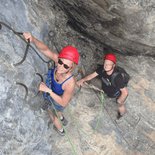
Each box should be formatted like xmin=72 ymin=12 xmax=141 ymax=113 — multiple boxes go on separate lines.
xmin=106 ymin=64 xmax=115 ymax=75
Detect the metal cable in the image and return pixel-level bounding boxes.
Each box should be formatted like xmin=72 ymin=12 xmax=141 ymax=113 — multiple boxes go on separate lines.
xmin=13 ymin=39 xmax=30 ymax=66
xmin=0 ymin=21 xmax=51 ymax=64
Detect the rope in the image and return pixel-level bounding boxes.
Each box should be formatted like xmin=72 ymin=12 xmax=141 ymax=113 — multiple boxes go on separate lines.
xmin=84 ymin=83 xmax=133 ymax=148
xmin=83 ymin=82 xmax=104 ymax=93
xmin=74 ymin=77 xmax=133 ymax=148
xmin=65 ymin=89 xmax=106 ymax=153
xmin=1 ymin=20 xmax=78 ymax=154
xmin=93 ymin=92 xmax=105 ymax=132
xmin=47 ymin=96 xmax=78 ymax=155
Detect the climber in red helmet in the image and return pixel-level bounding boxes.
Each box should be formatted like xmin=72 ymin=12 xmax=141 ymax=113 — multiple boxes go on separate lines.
xmin=77 ymin=53 xmax=128 ymax=119
xmin=23 ymin=32 xmax=79 ymax=136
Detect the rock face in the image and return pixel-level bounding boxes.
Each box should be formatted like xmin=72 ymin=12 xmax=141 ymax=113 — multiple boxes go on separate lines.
xmin=0 ymin=0 xmax=54 ymax=154
xmin=0 ymin=0 xmax=155 ymax=155
xmin=54 ymin=0 xmax=155 ymax=57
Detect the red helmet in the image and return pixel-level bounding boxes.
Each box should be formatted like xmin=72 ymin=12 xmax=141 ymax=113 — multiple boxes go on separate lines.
xmin=58 ymin=46 xmax=79 ymax=64
xmin=104 ymin=53 xmax=116 ymax=64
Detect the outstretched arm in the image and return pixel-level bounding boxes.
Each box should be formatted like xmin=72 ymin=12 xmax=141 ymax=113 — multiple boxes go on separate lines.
xmin=23 ymin=32 xmax=58 ymax=63
xmin=76 ymin=71 xmax=98 ymax=87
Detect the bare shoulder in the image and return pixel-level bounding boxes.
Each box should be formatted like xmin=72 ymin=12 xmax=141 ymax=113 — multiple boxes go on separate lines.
xmin=63 ymin=76 xmax=76 ymax=90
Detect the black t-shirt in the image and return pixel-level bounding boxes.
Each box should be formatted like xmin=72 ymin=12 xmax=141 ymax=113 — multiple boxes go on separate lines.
xmin=95 ymin=65 xmax=125 ymax=97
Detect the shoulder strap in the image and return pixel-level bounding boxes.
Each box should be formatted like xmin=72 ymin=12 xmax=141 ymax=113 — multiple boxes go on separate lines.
xmin=101 ymin=69 xmax=114 ymax=86
xmin=111 ymin=72 xmax=119 ymax=87
xmin=61 ymin=75 xmax=74 ymax=85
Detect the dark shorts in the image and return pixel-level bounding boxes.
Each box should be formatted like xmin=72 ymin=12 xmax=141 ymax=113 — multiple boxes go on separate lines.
xmin=114 ymin=91 xmax=121 ymax=98
xmin=107 ymin=90 xmax=121 ymax=99
xmin=43 ymin=96 xmax=65 ymax=112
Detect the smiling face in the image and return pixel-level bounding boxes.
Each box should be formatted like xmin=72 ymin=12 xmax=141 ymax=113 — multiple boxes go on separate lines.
xmin=56 ymin=58 xmax=74 ymax=74
xmin=103 ymin=59 xmax=115 ymax=72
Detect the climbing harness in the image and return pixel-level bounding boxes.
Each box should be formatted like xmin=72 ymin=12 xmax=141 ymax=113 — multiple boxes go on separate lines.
xmin=15 ymin=82 xmax=28 ymax=100
xmin=1 ymin=20 xmax=93 ymax=154
xmin=43 ymin=66 xmax=80 ymax=154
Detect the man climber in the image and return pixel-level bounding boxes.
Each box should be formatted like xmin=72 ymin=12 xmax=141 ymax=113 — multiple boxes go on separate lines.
xmin=23 ymin=32 xmax=79 ymax=135
xmin=77 ymin=53 xmax=128 ymax=119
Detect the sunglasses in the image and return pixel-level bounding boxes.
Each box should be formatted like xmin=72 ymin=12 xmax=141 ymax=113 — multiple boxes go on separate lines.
xmin=58 ymin=59 xmax=70 ymax=69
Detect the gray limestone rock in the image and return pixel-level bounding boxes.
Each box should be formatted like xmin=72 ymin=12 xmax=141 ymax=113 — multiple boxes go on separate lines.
xmin=0 ymin=0 xmax=155 ymax=155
